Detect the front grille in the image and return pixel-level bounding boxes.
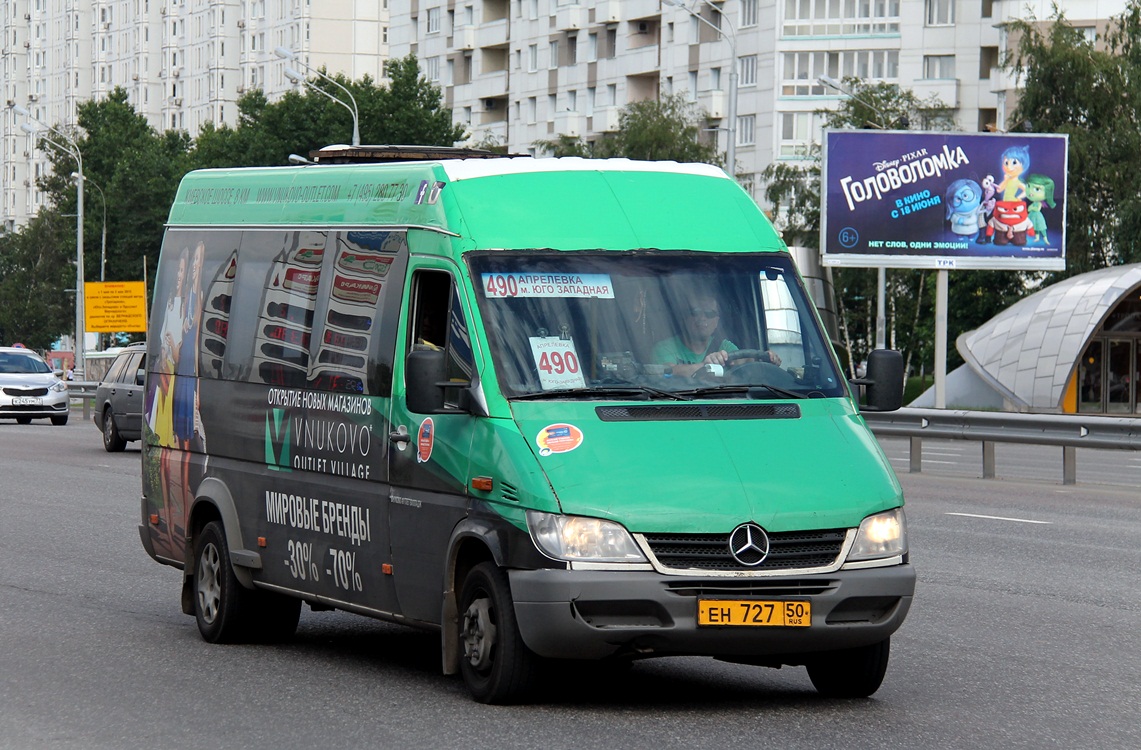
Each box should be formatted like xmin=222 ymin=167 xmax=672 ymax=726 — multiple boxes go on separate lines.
xmin=641 ymin=528 xmax=847 ymax=573
xmin=3 ymin=387 xmax=48 ymax=397
xmin=596 ymin=403 xmax=800 ymax=422
xmin=666 ymin=579 xmax=839 ymax=598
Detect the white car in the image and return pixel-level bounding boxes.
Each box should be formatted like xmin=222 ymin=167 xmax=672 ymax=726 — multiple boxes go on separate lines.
xmin=0 ymin=347 xmax=70 ymax=425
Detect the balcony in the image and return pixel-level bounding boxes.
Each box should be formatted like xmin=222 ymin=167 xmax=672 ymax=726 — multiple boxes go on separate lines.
xmin=597 ymin=0 xmax=622 ymax=23
xmin=700 ymin=89 xmax=725 ymax=120
xmin=454 ymin=26 xmax=475 ymax=50
xmin=592 ymin=106 xmax=621 ymax=133
xmin=912 ymin=78 xmax=959 ymax=108
xmin=988 ymin=66 xmax=1019 ymax=94
xmin=556 ymin=5 xmax=583 ymax=31
xmin=554 ymin=111 xmax=583 ymax=137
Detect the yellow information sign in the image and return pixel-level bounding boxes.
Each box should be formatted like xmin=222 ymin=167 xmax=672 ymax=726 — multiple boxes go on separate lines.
xmin=85 ymin=281 xmax=148 ymax=333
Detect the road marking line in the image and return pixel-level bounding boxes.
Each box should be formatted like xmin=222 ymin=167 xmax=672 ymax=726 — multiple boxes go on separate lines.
xmin=945 ymin=512 xmax=1052 ymax=525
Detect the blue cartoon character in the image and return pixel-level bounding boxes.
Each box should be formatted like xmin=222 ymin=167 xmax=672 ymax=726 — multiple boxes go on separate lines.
xmin=997 ymin=144 xmax=1030 ymax=201
xmin=1024 ymin=173 xmax=1057 ymax=244
xmin=945 ymin=178 xmax=987 ymax=242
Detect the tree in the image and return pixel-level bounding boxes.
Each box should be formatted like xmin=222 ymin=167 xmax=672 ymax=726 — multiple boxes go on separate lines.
xmin=189 ymin=56 xmax=466 ymax=169
xmin=535 ymin=92 xmax=721 ymax=164
xmin=1005 ymin=0 xmax=1141 ymax=275
xmin=0 ymin=211 xmax=75 ymax=349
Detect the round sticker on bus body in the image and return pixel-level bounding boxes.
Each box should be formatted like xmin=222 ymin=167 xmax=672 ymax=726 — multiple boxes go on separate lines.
xmin=536 ymin=423 xmax=584 ymax=456
xmin=417 ymin=418 xmax=434 ymax=463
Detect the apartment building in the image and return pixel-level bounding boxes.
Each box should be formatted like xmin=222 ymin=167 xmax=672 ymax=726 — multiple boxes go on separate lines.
xmin=2 ymin=0 xmax=389 ymax=233
xmin=389 ymin=0 xmax=1127 ymax=205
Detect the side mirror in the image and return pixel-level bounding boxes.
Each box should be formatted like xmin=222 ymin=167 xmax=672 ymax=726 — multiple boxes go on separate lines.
xmin=850 ymin=349 xmax=904 ymax=412
xmin=406 ymin=348 xmax=448 ymax=414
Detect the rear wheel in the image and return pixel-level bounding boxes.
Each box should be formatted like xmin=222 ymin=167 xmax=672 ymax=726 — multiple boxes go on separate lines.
xmin=806 ymin=638 xmax=891 ymax=698
xmin=102 ymin=410 xmax=126 ymax=452
xmin=458 ymin=562 xmax=540 ymax=704
xmin=193 ymin=521 xmax=258 ymax=643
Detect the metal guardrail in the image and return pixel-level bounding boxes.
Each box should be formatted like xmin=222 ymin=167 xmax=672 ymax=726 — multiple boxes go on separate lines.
xmin=862 ymin=407 xmax=1141 ymax=485
xmin=67 ymin=381 xmax=99 ymax=422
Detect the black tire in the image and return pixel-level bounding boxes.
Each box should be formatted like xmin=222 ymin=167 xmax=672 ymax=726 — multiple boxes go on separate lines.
xmin=806 ymin=638 xmax=891 ymax=698
xmin=16 ymin=417 xmax=32 ymax=425
xmin=249 ymin=589 xmax=302 ymax=643
xmin=102 ymin=409 xmax=126 ymax=452
xmin=50 ymin=414 xmax=68 ymax=426
xmin=458 ymin=562 xmax=540 ymax=704
xmin=193 ymin=521 xmax=258 ymax=643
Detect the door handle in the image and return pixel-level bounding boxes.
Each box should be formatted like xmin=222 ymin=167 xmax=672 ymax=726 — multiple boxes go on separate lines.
xmin=388 ymin=430 xmax=411 ymax=445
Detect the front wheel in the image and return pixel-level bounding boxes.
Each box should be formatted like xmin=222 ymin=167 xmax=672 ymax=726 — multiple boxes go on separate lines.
xmin=458 ymin=562 xmax=540 ymax=704
xmin=103 ymin=410 xmax=126 ymax=452
xmin=805 ymin=638 xmax=891 ymax=698
xmin=50 ymin=414 xmax=68 ymax=426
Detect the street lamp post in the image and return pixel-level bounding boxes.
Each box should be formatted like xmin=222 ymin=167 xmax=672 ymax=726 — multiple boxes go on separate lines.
xmin=274 ymin=47 xmax=360 ymax=147
xmin=12 ymin=104 xmax=86 ymax=374
xmin=663 ymin=0 xmax=737 ymax=177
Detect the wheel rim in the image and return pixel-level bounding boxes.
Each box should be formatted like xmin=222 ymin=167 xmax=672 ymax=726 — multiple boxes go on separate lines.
xmin=461 ymin=595 xmax=497 ymax=671
xmin=197 ymin=542 xmax=222 ymax=624
xmin=103 ymin=413 xmax=114 ymax=446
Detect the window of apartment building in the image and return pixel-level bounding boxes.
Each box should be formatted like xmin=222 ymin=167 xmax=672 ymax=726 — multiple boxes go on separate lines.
xmin=688 ymin=71 xmax=698 ymax=101
xmin=528 ymin=96 xmax=537 ymax=123
xmin=447 ymin=59 xmax=455 ymax=84
xmin=711 ymin=67 xmax=721 ymax=89
xmin=588 ymin=32 xmax=598 ymax=61
xmin=586 ymin=87 xmax=595 ymax=116
xmin=382 ymin=26 xmax=388 ymax=43
xmin=425 ymin=56 xmax=440 ymax=81
xmin=463 ymin=106 xmax=472 ymax=124
xmin=925 ymin=0 xmax=954 ymax=26
xmin=782 ymin=50 xmax=897 ymax=95
xmin=607 ymin=83 xmax=617 ymax=107
xmin=976 ymin=45 xmax=994 ymax=77
xmin=529 ymin=0 xmax=538 ymax=20
xmin=568 ymin=35 xmax=577 ymax=64
xmin=981 ymin=0 xmax=994 ymax=18
xmin=923 ymin=55 xmax=955 ymax=79
xmin=549 ymin=39 xmax=559 ymax=68
xmin=739 ymin=54 xmax=757 ymax=87
xmin=568 ymin=89 xmax=578 ymax=112
xmin=779 ymin=111 xmax=817 ymax=158
xmin=606 ymin=27 xmax=618 ymax=58
xmin=464 ymin=6 xmax=474 ymax=26
xmin=689 ymin=16 xmax=700 ymax=44
xmin=548 ymin=94 xmax=557 ymax=117
xmin=784 ymin=0 xmax=900 ymax=36
xmin=1076 ymin=26 xmax=1097 ymax=43
xmin=741 ymin=0 xmax=758 ymax=27
xmin=737 ymin=114 xmax=756 ymax=146
xmin=528 ymin=44 xmax=538 ymax=71
xmin=427 ymin=7 xmax=440 ymax=34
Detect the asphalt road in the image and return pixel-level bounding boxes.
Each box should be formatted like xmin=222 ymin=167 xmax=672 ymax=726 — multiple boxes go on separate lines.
xmin=1 ymin=419 xmax=1138 ymax=749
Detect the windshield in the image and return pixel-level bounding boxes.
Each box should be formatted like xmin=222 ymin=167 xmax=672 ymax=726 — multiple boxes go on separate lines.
xmin=0 ymin=352 xmax=52 ymax=375
xmin=467 ymin=252 xmax=846 ymax=400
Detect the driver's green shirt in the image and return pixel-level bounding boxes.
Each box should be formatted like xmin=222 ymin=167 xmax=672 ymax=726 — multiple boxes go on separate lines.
xmin=652 ymin=336 xmax=738 ymax=365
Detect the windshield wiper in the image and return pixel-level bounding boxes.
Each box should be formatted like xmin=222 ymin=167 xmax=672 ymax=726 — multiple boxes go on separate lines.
xmin=511 ymin=385 xmax=692 ymax=401
xmin=675 ymin=383 xmax=807 ymax=400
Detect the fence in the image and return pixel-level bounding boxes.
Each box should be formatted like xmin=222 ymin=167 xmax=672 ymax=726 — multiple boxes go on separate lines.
xmin=68 ymin=382 xmax=99 ymax=423
xmin=862 ymin=407 xmax=1141 ymax=485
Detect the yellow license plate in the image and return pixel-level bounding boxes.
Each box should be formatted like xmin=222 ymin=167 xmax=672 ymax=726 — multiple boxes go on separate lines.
xmin=697 ymin=599 xmax=811 ymax=627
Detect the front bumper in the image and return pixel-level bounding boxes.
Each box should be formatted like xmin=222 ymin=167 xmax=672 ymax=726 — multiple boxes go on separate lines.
xmin=509 ymin=564 xmax=915 ymax=661
xmin=0 ymin=393 xmax=70 ymax=420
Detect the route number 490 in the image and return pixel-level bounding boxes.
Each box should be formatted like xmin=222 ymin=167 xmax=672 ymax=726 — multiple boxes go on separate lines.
xmin=538 ymin=350 xmax=579 ymax=375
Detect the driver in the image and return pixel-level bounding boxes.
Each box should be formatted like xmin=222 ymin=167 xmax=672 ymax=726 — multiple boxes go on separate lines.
xmin=652 ymin=295 xmax=780 ymax=377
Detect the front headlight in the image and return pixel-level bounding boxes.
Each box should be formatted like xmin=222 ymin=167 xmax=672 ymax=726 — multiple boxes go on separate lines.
xmin=526 ymin=511 xmax=647 ymax=563
xmin=847 ymin=508 xmax=907 ymax=561
xmin=50 ymin=381 xmax=68 ymax=393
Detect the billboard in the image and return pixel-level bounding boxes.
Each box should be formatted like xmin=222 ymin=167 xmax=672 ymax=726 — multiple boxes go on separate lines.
xmin=821 ymin=130 xmax=1068 ymax=270
xmin=85 ymin=281 xmax=148 ymax=333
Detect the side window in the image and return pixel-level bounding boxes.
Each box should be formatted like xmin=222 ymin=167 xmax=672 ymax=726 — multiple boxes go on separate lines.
xmin=409 ymin=270 xmax=475 ymax=407
xmin=105 ymin=353 xmax=130 ymax=384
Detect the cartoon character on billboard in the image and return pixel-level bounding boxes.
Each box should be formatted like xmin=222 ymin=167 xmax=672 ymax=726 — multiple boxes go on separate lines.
xmin=1025 ymin=173 xmax=1057 ymax=244
xmin=986 ymin=200 xmax=1036 ymax=246
xmin=944 ymin=178 xmax=988 ymax=242
xmin=997 ymin=145 xmax=1031 ymax=201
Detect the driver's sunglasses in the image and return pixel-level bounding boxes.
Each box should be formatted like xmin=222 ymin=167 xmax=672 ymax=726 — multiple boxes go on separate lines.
xmin=688 ymin=308 xmax=720 ymax=319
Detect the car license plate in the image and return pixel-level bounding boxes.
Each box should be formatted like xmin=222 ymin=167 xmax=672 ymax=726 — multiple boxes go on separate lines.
xmin=697 ymin=599 xmax=811 ymax=627
xmin=12 ymin=397 xmax=42 ymax=406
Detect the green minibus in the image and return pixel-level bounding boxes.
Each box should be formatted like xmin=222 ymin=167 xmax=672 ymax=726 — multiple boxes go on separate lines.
xmin=140 ymin=147 xmax=913 ymax=703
